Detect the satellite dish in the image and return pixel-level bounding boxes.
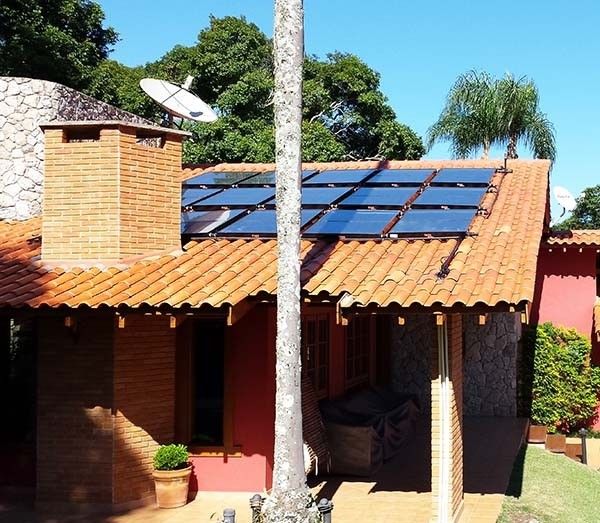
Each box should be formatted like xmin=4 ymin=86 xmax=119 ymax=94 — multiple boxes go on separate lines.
xmin=553 ymin=186 xmax=577 ymax=218
xmin=140 ymin=77 xmax=218 ymax=124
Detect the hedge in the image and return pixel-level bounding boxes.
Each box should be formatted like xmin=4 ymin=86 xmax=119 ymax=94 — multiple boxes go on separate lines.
xmin=525 ymin=322 xmax=600 ymax=433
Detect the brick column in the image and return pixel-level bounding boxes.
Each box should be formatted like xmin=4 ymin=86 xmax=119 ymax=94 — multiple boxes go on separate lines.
xmin=431 ymin=314 xmax=464 ymax=522
xmin=37 ymin=316 xmax=115 ymax=506
xmin=36 ymin=313 xmax=177 ymax=508
xmin=113 ymin=315 xmax=176 ymax=504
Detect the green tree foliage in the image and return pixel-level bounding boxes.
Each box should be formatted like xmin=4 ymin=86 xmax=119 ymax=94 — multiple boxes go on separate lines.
xmin=0 ymin=0 xmax=117 ymax=90
xmin=555 ymin=185 xmax=600 ymax=230
xmin=89 ymin=16 xmax=424 ymax=164
xmin=524 ymin=323 xmax=600 ymax=433
xmin=428 ymin=71 xmax=556 ymax=161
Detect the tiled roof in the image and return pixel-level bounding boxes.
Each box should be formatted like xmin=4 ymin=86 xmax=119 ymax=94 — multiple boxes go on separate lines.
xmin=0 ymin=159 xmax=550 ymax=311
xmin=545 ymin=230 xmax=600 ymax=246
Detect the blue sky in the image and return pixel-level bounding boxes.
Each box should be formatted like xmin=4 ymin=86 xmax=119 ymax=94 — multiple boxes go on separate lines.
xmin=99 ymin=0 xmax=600 ymax=219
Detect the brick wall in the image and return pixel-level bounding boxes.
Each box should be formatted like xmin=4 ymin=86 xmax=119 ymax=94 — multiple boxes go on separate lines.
xmin=37 ymin=315 xmax=114 ymax=505
xmin=41 ymin=123 xmax=183 ymax=263
xmin=118 ymin=128 xmax=182 ymax=258
xmin=113 ymin=315 xmax=176 ymax=504
xmin=430 ymin=314 xmax=464 ymax=522
xmin=37 ymin=313 xmax=177 ymax=506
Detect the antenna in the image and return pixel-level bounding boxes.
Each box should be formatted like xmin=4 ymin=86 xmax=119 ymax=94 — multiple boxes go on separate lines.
xmin=553 ymin=186 xmax=577 ymax=219
xmin=140 ymin=77 xmax=218 ymax=126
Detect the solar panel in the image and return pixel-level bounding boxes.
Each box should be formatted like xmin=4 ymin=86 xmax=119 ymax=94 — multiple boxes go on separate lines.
xmin=305 ymin=209 xmax=397 ymax=236
xmin=390 ymin=209 xmax=476 ymax=235
xmin=412 ymin=187 xmax=487 ymax=207
xmin=338 ymin=187 xmax=415 ymax=208
xmin=185 ymin=171 xmax=261 ymax=186
xmin=238 ymin=169 xmax=318 ymax=185
xmin=219 ymin=209 xmax=321 ymax=235
xmin=195 ymin=187 xmax=275 ymax=207
xmin=366 ymin=169 xmax=434 ymax=185
xmin=303 ymin=169 xmax=375 ymax=185
xmin=181 ymin=209 xmax=245 ymax=234
xmin=181 ymin=188 xmax=220 ymax=207
xmin=264 ymin=187 xmax=350 ymax=206
xmin=432 ymin=168 xmax=495 ymax=185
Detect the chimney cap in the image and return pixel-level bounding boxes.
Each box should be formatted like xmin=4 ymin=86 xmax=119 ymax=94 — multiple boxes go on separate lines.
xmin=39 ymin=120 xmax=192 ymax=138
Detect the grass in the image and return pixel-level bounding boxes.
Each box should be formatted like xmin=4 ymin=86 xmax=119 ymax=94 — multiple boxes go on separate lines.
xmin=498 ymin=445 xmax=600 ymax=523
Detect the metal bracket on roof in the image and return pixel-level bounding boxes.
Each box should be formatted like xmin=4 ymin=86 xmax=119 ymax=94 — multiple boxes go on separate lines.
xmin=496 ymin=157 xmax=513 ymax=174
xmin=336 ymin=292 xmax=354 ymax=326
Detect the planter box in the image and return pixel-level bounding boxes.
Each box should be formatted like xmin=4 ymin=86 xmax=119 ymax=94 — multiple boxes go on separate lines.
xmin=527 ymin=424 xmax=547 ymax=444
xmin=545 ymin=433 xmax=566 ymax=453
xmin=565 ymin=441 xmax=582 ymax=462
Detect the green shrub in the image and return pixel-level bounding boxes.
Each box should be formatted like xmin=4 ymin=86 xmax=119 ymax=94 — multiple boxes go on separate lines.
xmin=528 ymin=322 xmax=600 ymax=433
xmin=153 ymin=444 xmax=189 ymax=471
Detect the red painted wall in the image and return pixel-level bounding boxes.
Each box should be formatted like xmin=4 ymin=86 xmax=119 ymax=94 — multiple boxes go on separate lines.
xmin=188 ymin=304 xmax=349 ymax=492
xmin=531 ymin=247 xmax=597 ymax=341
xmin=531 ymin=247 xmax=600 ymax=429
xmin=189 ymin=305 xmax=276 ymax=492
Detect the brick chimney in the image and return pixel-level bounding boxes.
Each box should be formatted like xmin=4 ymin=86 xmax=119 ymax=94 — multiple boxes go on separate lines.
xmin=40 ymin=121 xmax=189 ymax=263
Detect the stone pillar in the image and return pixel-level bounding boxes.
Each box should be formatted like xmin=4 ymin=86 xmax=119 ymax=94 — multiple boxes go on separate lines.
xmin=391 ymin=314 xmax=434 ymax=412
xmin=431 ymin=314 xmax=464 ymax=522
xmin=463 ymin=312 xmax=520 ymax=416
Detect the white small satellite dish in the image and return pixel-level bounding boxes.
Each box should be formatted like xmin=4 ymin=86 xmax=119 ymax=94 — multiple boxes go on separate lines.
xmin=553 ymin=186 xmax=577 ymax=218
xmin=140 ymin=78 xmax=218 ymax=123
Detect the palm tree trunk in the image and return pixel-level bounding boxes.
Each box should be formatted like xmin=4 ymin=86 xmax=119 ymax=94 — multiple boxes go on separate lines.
xmin=506 ymin=133 xmax=519 ymax=159
xmin=263 ymin=1 xmax=317 ymax=522
xmin=482 ymin=140 xmax=490 ymax=159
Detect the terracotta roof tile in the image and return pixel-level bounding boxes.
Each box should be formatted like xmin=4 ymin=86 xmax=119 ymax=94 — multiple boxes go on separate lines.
xmin=0 ymin=159 xmax=549 ymax=311
xmin=545 ymin=230 xmax=600 ymax=246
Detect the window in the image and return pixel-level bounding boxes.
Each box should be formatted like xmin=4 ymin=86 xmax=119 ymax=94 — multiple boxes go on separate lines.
xmin=302 ymin=313 xmax=330 ymax=398
xmin=191 ymin=320 xmax=226 ymax=446
xmin=345 ymin=315 xmax=372 ymax=387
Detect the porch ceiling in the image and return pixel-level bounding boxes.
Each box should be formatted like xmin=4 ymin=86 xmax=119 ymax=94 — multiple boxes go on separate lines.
xmin=0 ymin=159 xmax=549 ymax=311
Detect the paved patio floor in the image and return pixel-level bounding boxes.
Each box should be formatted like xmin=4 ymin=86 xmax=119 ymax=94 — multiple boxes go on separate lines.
xmin=0 ymin=417 xmax=527 ymax=523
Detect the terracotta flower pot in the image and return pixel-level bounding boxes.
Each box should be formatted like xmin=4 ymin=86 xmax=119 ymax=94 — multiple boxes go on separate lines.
xmin=545 ymin=433 xmax=566 ymax=453
xmin=153 ymin=465 xmax=192 ymax=508
xmin=527 ymin=424 xmax=547 ymax=443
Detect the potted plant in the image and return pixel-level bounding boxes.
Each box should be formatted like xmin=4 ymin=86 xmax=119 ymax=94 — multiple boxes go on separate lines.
xmin=152 ymin=444 xmax=192 ymax=508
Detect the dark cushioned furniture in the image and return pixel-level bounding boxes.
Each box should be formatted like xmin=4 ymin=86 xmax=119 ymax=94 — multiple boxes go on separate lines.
xmin=319 ymin=386 xmax=419 ymax=476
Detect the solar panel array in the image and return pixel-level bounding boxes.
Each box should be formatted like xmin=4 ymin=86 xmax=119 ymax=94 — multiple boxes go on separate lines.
xmin=181 ymin=167 xmax=497 ymax=239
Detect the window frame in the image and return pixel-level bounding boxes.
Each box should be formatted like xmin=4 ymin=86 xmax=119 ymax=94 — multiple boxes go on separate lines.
xmin=345 ymin=314 xmax=375 ymax=389
xmin=175 ymin=317 xmax=241 ymax=458
xmin=301 ymin=311 xmax=331 ymax=400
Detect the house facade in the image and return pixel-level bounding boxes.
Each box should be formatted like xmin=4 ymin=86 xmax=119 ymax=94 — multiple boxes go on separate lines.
xmin=0 ymin=80 xmax=552 ymax=522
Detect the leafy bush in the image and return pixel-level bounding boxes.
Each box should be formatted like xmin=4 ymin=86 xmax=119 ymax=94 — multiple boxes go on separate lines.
xmin=527 ymin=323 xmax=600 ymax=433
xmin=153 ymin=444 xmax=189 ymax=471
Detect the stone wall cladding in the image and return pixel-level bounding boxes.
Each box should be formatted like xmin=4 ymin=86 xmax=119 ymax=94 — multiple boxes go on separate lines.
xmin=390 ymin=314 xmax=434 ymax=412
xmin=463 ymin=312 xmax=521 ymax=416
xmin=0 ymin=76 xmax=147 ymax=221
